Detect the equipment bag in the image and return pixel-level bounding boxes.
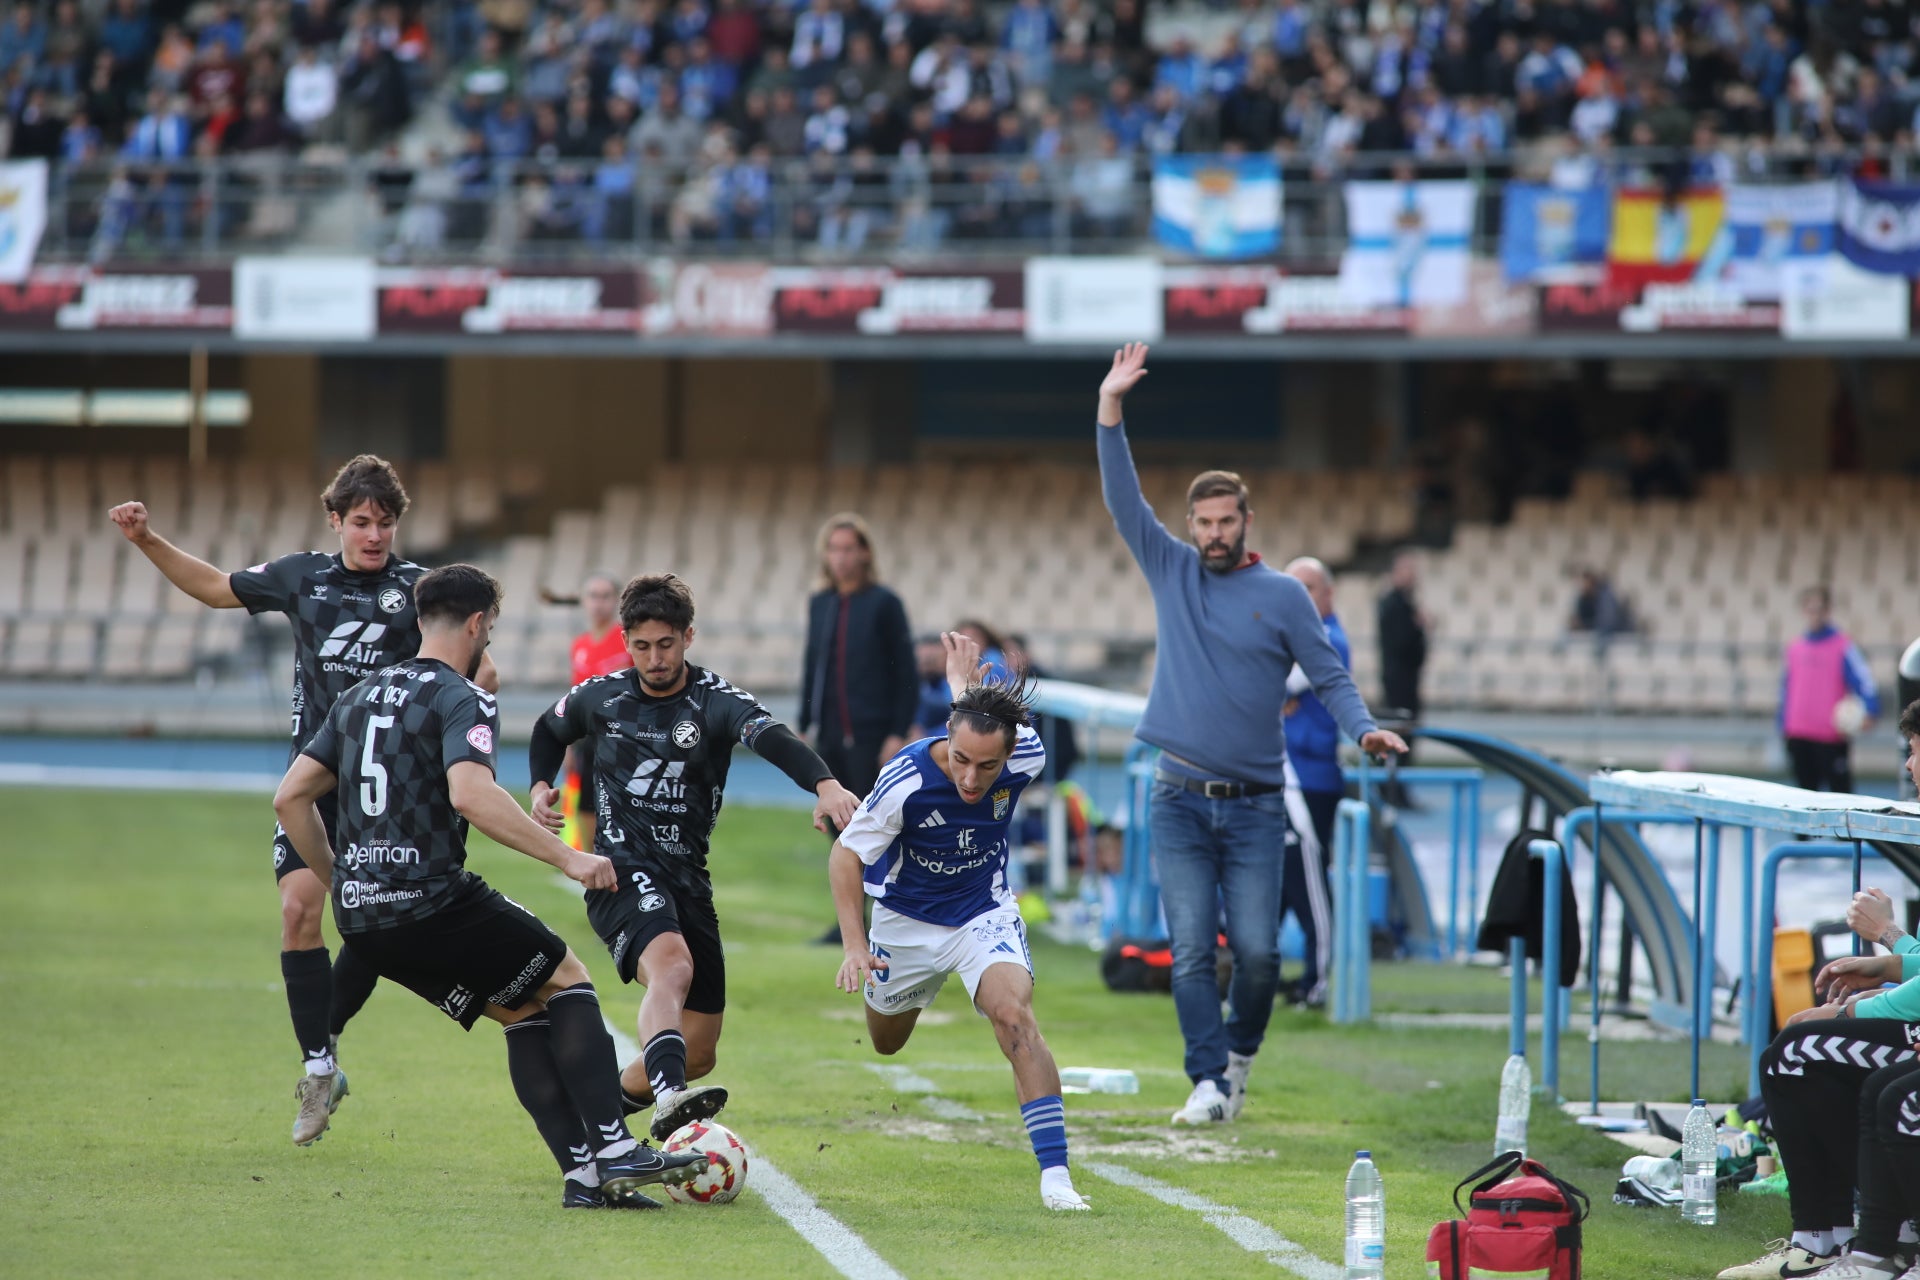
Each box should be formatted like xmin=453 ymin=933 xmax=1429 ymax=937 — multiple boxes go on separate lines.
xmin=1425 ymin=1151 xmax=1589 ymax=1280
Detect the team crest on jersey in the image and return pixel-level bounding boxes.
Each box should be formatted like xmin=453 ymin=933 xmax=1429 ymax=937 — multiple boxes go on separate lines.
xmin=378 ymin=587 xmax=407 ymax=614
xmin=639 ymin=892 xmax=666 ymax=912
xmin=467 ymin=725 xmax=495 ymax=753
xmin=673 ymin=720 xmax=701 ymax=748
xmin=992 ymin=788 xmax=1011 ymax=819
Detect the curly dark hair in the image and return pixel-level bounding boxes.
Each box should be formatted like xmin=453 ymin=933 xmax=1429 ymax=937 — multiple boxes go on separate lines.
xmin=415 ymin=563 xmax=501 ymax=627
xmin=1899 ymin=699 xmax=1920 ymax=741
xmin=620 ymin=573 xmax=696 ymax=632
xmin=949 ymin=671 xmax=1035 ymax=751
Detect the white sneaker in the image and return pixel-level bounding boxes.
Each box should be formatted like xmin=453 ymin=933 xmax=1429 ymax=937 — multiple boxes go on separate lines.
xmin=1224 ymin=1052 xmax=1254 ymax=1120
xmin=1170 ymin=1078 xmax=1232 ymax=1126
xmin=1040 ymin=1168 xmax=1090 ymax=1211
xmin=1715 ymin=1241 xmax=1839 ymax=1280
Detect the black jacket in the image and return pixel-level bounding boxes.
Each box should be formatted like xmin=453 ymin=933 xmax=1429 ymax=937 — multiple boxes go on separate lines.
xmin=800 ymin=583 xmax=917 ymax=742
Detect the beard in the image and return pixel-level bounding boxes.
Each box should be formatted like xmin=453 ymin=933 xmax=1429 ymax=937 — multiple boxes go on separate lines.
xmin=640 ymin=662 xmax=685 ymax=691
xmin=465 ymin=645 xmax=485 ymax=682
xmin=1200 ymin=532 xmax=1246 ymax=574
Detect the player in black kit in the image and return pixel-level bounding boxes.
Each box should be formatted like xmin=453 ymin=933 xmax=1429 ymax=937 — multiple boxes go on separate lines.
xmin=529 ymin=573 xmax=860 ymax=1141
xmin=108 ymin=456 xmax=497 ymax=1146
xmin=273 ymin=564 xmax=705 ymax=1209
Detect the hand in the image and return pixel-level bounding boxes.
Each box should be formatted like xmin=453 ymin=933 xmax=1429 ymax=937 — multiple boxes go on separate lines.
xmin=878 ymin=735 xmax=906 ymax=767
xmin=563 ymin=848 xmax=615 ymax=891
xmin=814 ymin=780 xmax=860 ymax=836
xmin=107 ymin=501 xmax=153 ymax=544
xmin=1098 ymin=342 xmax=1150 ymax=425
xmin=1848 ymin=887 xmax=1902 ymax=947
xmin=1358 ymin=729 xmax=1410 ymax=760
xmin=1785 ymin=1001 xmax=1846 ymax=1027
xmin=1282 ymin=697 xmax=1300 ymax=718
xmin=530 ymin=782 xmax=566 ymax=833
xmin=836 ymin=945 xmax=888 ymax=994
xmin=1815 ymin=952 xmax=1901 ymax=1002
xmin=943 ymin=630 xmax=991 ymax=691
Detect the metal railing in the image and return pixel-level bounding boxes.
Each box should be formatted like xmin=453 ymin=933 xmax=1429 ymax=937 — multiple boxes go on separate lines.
xmin=40 ymin=144 xmax=1898 ymax=266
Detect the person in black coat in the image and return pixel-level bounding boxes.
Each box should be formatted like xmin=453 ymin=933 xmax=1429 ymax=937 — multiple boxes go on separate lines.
xmin=1377 ymin=548 xmax=1429 ymax=722
xmin=800 ymin=513 xmax=917 ymax=801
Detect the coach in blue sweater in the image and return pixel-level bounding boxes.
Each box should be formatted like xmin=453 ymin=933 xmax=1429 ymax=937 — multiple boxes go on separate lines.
xmin=1096 ymin=343 xmax=1406 ymax=1127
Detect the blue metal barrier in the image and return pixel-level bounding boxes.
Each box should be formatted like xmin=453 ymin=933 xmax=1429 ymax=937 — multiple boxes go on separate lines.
xmin=1346 ymin=765 xmax=1484 ymax=957
xmin=1505 ymin=838 xmax=1566 ymax=1099
xmin=1749 ymin=841 xmax=1870 ymax=1096
xmin=1331 ymin=798 xmax=1372 ymax=1024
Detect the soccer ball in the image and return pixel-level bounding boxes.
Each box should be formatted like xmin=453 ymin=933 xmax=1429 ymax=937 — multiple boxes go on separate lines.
xmin=1833 ymin=694 xmax=1869 ymax=738
xmin=661 ymin=1120 xmax=748 ymax=1204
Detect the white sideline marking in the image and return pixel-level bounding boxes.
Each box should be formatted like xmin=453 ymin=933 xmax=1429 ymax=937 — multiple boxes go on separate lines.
xmin=558 ymin=879 xmax=904 ymax=1280
xmin=1085 ymin=1162 xmax=1341 ymax=1280
xmin=0 ymin=763 xmax=275 ymax=793
xmin=864 ymin=1063 xmax=939 ymax=1093
xmin=920 ymin=1097 xmax=984 ymax=1122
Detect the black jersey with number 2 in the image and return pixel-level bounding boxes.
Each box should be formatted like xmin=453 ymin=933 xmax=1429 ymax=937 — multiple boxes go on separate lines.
xmin=301 ymin=658 xmax=499 ymax=932
xmin=230 ymin=552 xmax=426 ymax=758
xmin=537 ymin=665 xmax=783 ymax=898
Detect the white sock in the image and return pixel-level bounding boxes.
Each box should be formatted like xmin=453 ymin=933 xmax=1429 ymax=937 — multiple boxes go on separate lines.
xmin=565 ymin=1164 xmax=600 ymax=1187
xmin=1898 ymin=1220 xmax=1918 ymax=1246
xmin=597 ymin=1137 xmax=637 ymax=1160
xmin=1835 ymin=1226 xmax=1859 ymax=1252
xmin=1039 ymin=1166 xmax=1076 ymax=1195
xmin=1794 ymin=1231 xmax=1833 ymax=1256
xmin=304 ymin=1056 xmax=336 ymax=1077
xmin=654 ymin=1085 xmax=683 ymax=1110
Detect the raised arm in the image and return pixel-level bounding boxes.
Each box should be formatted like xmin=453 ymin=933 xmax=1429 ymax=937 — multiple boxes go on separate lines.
xmin=108 ymin=501 xmax=243 ymax=608
xmin=447 ymin=761 xmax=615 ymax=889
xmin=1094 ymin=343 xmax=1182 ymax=577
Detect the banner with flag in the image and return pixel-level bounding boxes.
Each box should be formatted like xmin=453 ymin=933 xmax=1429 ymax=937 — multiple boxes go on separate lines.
xmin=1150 ymin=155 xmax=1282 ymax=259
xmin=1605 ymin=188 xmax=1724 ymax=289
xmin=1700 ymin=182 xmax=1835 ymax=299
xmin=0 ymin=160 xmax=48 ymax=284
xmin=1339 ymin=180 xmax=1475 ymax=308
xmin=1499 ymin=184 xmax=1611 ymax=283
xmin=1835 ymin=179 xmax=1920 ymax=275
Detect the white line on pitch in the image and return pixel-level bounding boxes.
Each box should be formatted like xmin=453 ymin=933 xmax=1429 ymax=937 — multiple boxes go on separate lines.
xmin=1085 ymin=1162 xmax=1341 ymax=1280
xmin=0 ymin=763 xmax=276 ymax=793
xmin=863 ymin=1063 xmax=938 ymax=1092
xmin=561 ymin=881 xmax=905 ymax=1280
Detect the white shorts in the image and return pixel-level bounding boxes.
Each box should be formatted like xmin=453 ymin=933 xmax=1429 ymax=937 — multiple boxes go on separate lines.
xmin=862 ymin=903 xmax=1032 ymax=1017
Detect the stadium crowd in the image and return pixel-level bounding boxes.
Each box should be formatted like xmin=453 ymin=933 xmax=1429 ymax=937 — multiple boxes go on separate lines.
xmin=0 ymin=0 xmax=1913 ymax=250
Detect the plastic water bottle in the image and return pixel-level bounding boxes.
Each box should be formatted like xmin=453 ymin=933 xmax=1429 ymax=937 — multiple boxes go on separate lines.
xmin=1682 ymin=1099 xmax=1718 ymax=1226
xmin=1344 ymin=1150 xmax=1385 ymax=1279
xmin=1495 ymin=1054 xmax=1531 ymax=1158
xmin=1058 ymin=1068 xmax=1140 ymax=1095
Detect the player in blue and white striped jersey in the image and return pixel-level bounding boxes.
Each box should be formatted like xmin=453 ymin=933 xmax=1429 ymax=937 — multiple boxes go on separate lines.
xmin=828 ymin=632 xmax=1090 ymax=1212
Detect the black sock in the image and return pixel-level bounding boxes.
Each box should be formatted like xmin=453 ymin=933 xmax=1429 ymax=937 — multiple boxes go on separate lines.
xmin=544 ymin=984 xmax=633 ymax=1154
xmin=328 ymin=944 xmax=380 ymax=1039
xmin=621 ymin=1088 xmax=651 ymax=1116
xmin=643 ymin=1030 xmax=688 ymax=1097
xmin=503 ymin=1015 xmax=594 ymax=1176
xmin=281 ymin=946 xmax=333 ymax=1065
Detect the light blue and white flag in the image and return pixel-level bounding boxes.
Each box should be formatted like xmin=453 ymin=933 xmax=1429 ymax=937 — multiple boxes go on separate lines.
xmin=1699 ymin=181 xmax=1835 ymax=300
xmin=0 ymin=160 xmax=48 ymax=284
xmin=1340 ymin=180 xmax=1475 ymax=308
xmin=1151 ymin=155 xmax=1282 ymax=259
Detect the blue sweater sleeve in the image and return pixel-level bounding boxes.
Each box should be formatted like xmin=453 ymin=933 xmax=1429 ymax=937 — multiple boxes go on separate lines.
xmin=1843 ymin=640 xmax=1882 ymax=717
xmin=1097 ymin=421 xmax=1183 ymax=581
xmin=1281 ymin=578 xmax=1377 ymax=742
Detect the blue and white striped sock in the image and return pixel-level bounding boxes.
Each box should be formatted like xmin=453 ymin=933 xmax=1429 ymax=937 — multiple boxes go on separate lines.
xmin=1020 ymin=1095 xmax=1068 ymax=1172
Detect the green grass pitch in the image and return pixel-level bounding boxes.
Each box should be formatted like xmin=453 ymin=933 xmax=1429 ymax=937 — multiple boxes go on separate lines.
xmin=1 ymin=787 xmax=1779 ymax=1278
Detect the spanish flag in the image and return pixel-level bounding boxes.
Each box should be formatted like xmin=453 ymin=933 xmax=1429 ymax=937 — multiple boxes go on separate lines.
xmin=1606 ymin=187 xmax=1725 ymax=289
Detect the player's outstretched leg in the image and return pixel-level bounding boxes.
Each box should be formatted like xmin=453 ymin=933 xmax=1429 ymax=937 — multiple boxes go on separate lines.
xmin=280 ymin=868 xmax=347 ymax=1146
xmin=630 ymin=934 xmax=728 ymax=1141
xmin=501 ymin=1012 xmax=654 ymax=1209
xmin=975 ymin=965 xmax=1088 ymax=1212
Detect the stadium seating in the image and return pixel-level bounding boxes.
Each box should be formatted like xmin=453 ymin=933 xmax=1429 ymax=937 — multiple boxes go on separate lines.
xmin=7 ymin=452 xmax=1918 ymax=720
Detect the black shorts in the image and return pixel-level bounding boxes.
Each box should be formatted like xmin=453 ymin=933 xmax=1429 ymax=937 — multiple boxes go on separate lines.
xmin=343 ymin=882 xmax=568 ymax=1030
xmin=273 ymin=789 xmax=339 ymax=883
xmin=584 ymin=873 xmax=725 ymax=1015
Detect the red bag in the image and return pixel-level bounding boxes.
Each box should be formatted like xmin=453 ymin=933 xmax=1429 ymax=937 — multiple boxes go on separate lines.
xmin=1426 ymin=1152 xmax=1589 ymax=1280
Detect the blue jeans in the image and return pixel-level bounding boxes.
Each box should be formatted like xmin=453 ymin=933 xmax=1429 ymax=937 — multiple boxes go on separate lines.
xmin=1149 ymin=781 xmax=1288 ymax=1086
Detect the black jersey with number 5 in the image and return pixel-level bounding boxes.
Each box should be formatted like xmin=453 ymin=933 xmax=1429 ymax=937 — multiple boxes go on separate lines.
xmin=536 ymin=665 xmax=779 ymax=898
xmin=300 ymin=658 xmax=499 ymax=932
xmin=230 ymin=552 xmax=426 ymax=759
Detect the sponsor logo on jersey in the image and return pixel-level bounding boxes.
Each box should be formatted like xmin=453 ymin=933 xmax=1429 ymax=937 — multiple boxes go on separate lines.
xmin=318 ymin=620 xmax=391 ymax=665
xmin=554 ymin=695 xmax=568 ymax=716
xmin=311 ymin=585 xmax=330 ymax=599
xmin=438 ymin=984 xmax=475 ymax=1020
xmin=673 ymin=720 xmax=701 ymax=748
xmin=992 ymin=788 xmax=1011 ymax=820
xmin=338 ymin=880 xmax=427 ymax=910
xmin=489 ymin=952 xmax=552 ymax=1006
xmin=379 ymin=587 xmax=407 ymax=614
xmin=342 ymin=842 xmax=421 ymax=869
xmin=467 ymin=724 xmax=495 ymax=753
xmin=638 ymin=892 xmax=667 ymax=912
xmin=918 ymin=810 xmax=946 ymax=829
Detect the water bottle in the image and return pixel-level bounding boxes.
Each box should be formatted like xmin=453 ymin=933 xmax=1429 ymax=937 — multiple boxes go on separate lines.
xmin=1058 ymin=1067 xmax=1140 ymax=1095
xmin=1495 ymin=1054 xmax=1531 ymax=1158
xmin=1344 ymin=1150 xmax=1385 ymax=1279
xmin=1682 ymin=1099 xmax=1718 ymax=1226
